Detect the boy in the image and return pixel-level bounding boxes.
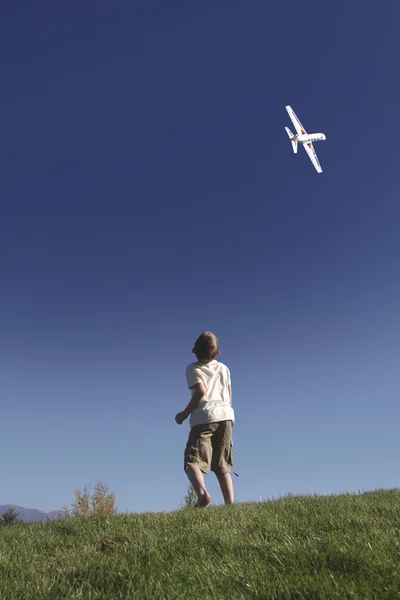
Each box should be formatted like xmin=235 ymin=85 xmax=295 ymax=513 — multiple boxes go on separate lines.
xmin=175 ymin=332 xmax=235 ymax=507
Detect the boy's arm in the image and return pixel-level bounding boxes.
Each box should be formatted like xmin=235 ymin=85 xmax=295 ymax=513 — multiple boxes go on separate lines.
xmin=175 ymin=383 xmax=206 ymax=424
xmin=228 ymin=384 xmax=232 ymax=406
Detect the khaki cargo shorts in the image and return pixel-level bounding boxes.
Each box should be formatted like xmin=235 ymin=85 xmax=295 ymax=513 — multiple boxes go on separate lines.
xmin=184 ymin=420 xmax=234 ymax=476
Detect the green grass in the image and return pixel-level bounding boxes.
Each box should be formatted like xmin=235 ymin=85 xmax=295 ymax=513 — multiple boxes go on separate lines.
xmin=1 ymin=489 xmax=399 ymax=599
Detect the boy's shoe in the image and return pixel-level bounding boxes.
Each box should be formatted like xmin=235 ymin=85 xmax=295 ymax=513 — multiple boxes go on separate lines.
xmin=195 ymin=492 xmax=211 ymax=508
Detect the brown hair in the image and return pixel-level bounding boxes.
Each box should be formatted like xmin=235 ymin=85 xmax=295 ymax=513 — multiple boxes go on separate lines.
xmin=193 ymin=331 xmax=219 ymax=363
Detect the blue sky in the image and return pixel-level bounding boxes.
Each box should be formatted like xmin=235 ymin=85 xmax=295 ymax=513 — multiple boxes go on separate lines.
xmin=1 ymin=1 xmax=399 ymax=514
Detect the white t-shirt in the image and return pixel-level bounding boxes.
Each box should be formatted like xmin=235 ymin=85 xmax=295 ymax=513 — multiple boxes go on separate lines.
xmin=185 ymin=360 xmax=235 ymax=428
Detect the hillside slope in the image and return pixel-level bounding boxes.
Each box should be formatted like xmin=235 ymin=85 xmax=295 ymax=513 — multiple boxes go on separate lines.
xmin=0 ymin=489 xmax=399 ymax=599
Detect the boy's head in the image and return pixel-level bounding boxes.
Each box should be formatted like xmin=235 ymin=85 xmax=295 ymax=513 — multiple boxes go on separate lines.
xmin=192 ymin=331 xmax=220 ymax=363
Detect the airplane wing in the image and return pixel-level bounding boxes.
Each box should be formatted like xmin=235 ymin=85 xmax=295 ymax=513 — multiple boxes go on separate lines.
xmin=285 ymin=105 xmax=307 ymax=135
xmin=303 ymin=142 xmax=322 ymax=173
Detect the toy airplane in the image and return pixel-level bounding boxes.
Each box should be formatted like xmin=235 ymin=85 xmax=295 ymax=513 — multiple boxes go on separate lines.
xmin=285 ymin=105 xmax=326 ymax=173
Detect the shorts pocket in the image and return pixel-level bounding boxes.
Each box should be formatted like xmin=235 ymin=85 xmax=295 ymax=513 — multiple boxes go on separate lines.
xmin=228 ymin=441 xmax=234 ymax=467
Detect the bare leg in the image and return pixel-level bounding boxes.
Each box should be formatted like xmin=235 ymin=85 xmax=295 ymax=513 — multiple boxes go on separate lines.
xmin=217 ymin=472 xmax=234 ymax=504
xmin=185 ymin=463 xmax=208 ymax=499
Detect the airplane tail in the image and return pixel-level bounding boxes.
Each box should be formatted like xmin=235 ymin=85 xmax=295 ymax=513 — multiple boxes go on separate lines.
xmin=285 ymin=127 xmax=297 ymax=154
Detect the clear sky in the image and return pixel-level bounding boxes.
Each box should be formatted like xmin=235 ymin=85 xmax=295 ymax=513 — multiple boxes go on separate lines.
xmin=1 ymin=1 xmax=399 ymax=514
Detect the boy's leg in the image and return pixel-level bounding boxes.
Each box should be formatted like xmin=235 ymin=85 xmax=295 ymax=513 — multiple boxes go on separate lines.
xmin=217 ymin=473 xmax=234 ymax=505
xmin=184 ymin=463 xmax=207 ymax=497
xmin=211 ymin=420 xmax=235 ymax=505
xmin=184 ymin=424 xmax=215 ymax=506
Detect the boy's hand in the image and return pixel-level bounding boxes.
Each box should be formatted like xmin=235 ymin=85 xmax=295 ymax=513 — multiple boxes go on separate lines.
xmin=175 ymin=411 xmax=187 ymax=425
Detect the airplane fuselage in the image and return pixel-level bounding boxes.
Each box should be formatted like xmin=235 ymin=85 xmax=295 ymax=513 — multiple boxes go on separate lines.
xmin=296 ymin=133 xmax=326 ymax=144
xmin=285 ymin=105 xmax=325 ymax=173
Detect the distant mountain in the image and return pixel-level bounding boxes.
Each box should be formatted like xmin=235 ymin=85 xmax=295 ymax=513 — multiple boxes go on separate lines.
xmin=0 ymin=505 xmax=65 ymax=523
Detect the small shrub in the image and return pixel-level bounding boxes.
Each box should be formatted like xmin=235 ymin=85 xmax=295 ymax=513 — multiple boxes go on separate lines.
xmin=0 ymin=506 xmax=21 ymax=526
xmin=63 ymin=482 xmax=117 ymax=518
xmin=182 ymin=484 xmax=197 ymax=509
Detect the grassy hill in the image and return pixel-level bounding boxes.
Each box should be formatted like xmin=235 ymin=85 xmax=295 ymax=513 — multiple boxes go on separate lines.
xmin=0 ymin=489 xmax=399 ymax=599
